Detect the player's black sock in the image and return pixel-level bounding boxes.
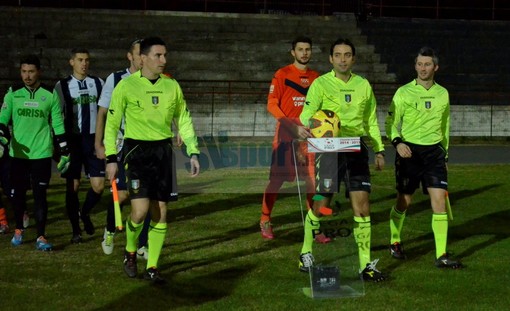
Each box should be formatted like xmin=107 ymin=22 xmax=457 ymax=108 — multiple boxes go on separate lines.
xmin=32 ymin=183 xmax=48 ymax=237
xmin=106 ymin=200 xmax=116 ymax=233
xmin=65 ymin=181 xmax=80 ymax=234
xmin=81 ymin=188 xmax=102 ymax=216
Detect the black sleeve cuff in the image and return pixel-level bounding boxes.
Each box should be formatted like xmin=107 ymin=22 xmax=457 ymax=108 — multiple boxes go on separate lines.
xmin=55 ymin=134 xmax=69 ymax=155
xmin=106 ymin=155 xmax=118 ymax=164
xmin=0 ymin=123 xmax=10 ymax=144
xmin=391 ymin=137 xmax=403 ymax=148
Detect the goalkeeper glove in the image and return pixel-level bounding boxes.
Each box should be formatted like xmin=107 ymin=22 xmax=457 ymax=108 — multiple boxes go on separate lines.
xmin=57 ymin=155 xmax=71 ymax=174
xmin=0 ymin=127 xmax=9 ymax=159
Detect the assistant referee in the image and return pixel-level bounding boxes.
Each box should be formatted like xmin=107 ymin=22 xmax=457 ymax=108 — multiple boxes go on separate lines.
xmin=104 ymin=37 xmax=200 ymax=283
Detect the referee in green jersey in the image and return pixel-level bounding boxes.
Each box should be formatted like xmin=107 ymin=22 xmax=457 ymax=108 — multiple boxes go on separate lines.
xmin=104 ymin=37 xmax=200 ymax=283
xmin=298 ymin=38 xmax=386 ymax=282
xmin=385 ymin=47 xmax=462 ymax=269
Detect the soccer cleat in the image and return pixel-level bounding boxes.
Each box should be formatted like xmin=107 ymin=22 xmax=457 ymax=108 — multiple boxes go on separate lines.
xmin=124 ymin=251 xmax=138 ymax=278
xmin=360 ymin=259 xmax=386 ymax=282
xmin=144 ymin=267 xmax=166 ymax=284
xmin=23 ymin=211 xmax=29 ymax=228
xmin=137 ymin=246 xmax=149 ymax=260
xmin=81 ymin=214 xmax=95 ymax=235
xmin=314 ymin=233 xmax=331 ymax=244
xmin=389 ymin=242 xmax=406 ymax=259
xmin=299 ymin=252 xmax=315 ymax=273
xmin=35 ymin=236 xmax=53 ymax=251
xmin=260 ymin=221 xmax=274 ymax=239
xmin=0 ymin=223 xmax=9 ymax=234
xmin=11 ymin=229 xmax=24 ymax=246
xmin=101 ymin=228 xmax=115 ymax=255
xmin=70 ymin=234 xmax=83 ymax=244
xmin=435 ymin=253 xmax=463 ymax=269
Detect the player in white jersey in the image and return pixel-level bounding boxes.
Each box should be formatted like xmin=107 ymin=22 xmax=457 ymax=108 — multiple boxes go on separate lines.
xmin=95 ymin=39 xmax=150 ymax=258
xmin=54 ymin=48 xmax=105 ymax=244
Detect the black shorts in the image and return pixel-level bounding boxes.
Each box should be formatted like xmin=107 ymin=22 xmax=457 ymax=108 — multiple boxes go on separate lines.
xmin=395 ymin=142 xmax=447 ymax=194
xmin=64 ymin=133 xmax=105 ymax=179
xmin=10 ymin=157 xmax=52 ymax=191
xmin=314 ymin=139 xmax=371 ymax=195
xmin=116 ymin=159 xmax=127 ymax=191
xmin=123 ymin=139 xmax=178 ymax=202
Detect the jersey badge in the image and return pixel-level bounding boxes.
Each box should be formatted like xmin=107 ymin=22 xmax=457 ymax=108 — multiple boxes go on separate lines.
xmin=425 ymin=101 xmax=431 ymax=109
xmin=152 ymin=96 xmax=159 ymax=105
xmin=345 ymin=94 xmax=352 ymax=103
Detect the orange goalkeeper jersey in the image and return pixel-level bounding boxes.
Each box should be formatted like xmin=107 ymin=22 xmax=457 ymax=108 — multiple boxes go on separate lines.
xmin=267 ymin=64 xmax=319 ymax=147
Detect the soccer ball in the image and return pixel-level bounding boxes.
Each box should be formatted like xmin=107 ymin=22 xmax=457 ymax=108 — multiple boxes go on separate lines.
xmin=308 ymin=110 xmax=341 ymax=138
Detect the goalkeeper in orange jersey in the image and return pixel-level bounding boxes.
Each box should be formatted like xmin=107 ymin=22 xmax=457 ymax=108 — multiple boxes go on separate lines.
xmin=259 ymin=36 xmax=323 ymax=241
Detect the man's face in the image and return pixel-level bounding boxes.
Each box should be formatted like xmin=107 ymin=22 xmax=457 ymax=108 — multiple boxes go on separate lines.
xmin=141 ymin=45 xmax=167 ymax=77
xmin=291 ymin=42 xmax=312 ymax=66
xmin=70 ymin=53 xmax=90 ymax=77
xmin=20 ymin=64 xmax=40 ymax=88
xmin=329 ymin=43 xmax=355 ymax=75
xmin=415 ymin=55 xmax=438 ymax=81
xmin=128 ymin=43 xmax=142 ymax=71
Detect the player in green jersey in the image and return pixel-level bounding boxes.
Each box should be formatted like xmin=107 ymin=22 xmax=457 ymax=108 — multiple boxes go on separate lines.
xmin=385 ymin=47 xmax=462 ymax=269
xmin=298 ymin=38 xmax=386 ymax=282
xmin=0 ymin=54 xmax=70 ymax=251
xmin=104 ymin=37 xmax=200 ymax=284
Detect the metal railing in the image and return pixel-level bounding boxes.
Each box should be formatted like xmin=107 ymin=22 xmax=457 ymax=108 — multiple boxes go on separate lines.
xmin=178 ymin=79 xmax=510 ymax=137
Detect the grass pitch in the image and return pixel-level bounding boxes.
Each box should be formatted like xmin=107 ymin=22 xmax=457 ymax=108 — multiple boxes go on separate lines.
xmin=0 ymin=163 xmax=509 ymax=310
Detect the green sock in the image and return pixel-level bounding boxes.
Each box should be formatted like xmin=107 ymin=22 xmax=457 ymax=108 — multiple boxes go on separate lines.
xmin=354 ymin=216 xmax=371 ymax=270
xmin=389 ymin=206 xmax=406 ymax=244
xmin=301 ymin=210 xmax=320 ymax=254
xmin=432 ymin=213 xmax=448 ymax=258
xmin=147 ymin=221 xmax=167 ymax=269
xmin=125 ymin=218 xmax=143 ymax=253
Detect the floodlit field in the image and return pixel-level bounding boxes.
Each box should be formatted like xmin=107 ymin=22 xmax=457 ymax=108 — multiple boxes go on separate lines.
xmin=1 ymin=163 xmax=509 ymax=310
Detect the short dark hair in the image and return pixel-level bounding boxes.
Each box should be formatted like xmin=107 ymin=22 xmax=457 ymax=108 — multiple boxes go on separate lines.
xmin=140 ymin=37 xmax=166 ymax=55
xmin=416 ymin=46 xmax=439 ymax=65
xmin=20 ymin=54 xmax=41 ymax=69
xmin=128 ymin=39 xmax=142 ymax=53
xmin=70 ymin=48 xmax=90 ymax=59
xmin=330 ymin=38 xmax=356 ymax=56
xmin=292 ymin=36 xmax=312 ymax=50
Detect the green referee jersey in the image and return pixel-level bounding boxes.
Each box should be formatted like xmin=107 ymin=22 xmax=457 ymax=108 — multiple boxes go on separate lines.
xmin=300 ymin=70 xmax=384 ymax=153
xmin=385 ymin=80 xmax=450 ymax=151
xmin=0 ymin=84 xmax=65 ymax=159
xmin=104 ymin=71 xmax=199 ymax=157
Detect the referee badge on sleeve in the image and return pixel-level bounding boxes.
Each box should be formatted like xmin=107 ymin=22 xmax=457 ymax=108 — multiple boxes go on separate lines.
xmin=131 ymin=179 xmax=140 ymax=194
